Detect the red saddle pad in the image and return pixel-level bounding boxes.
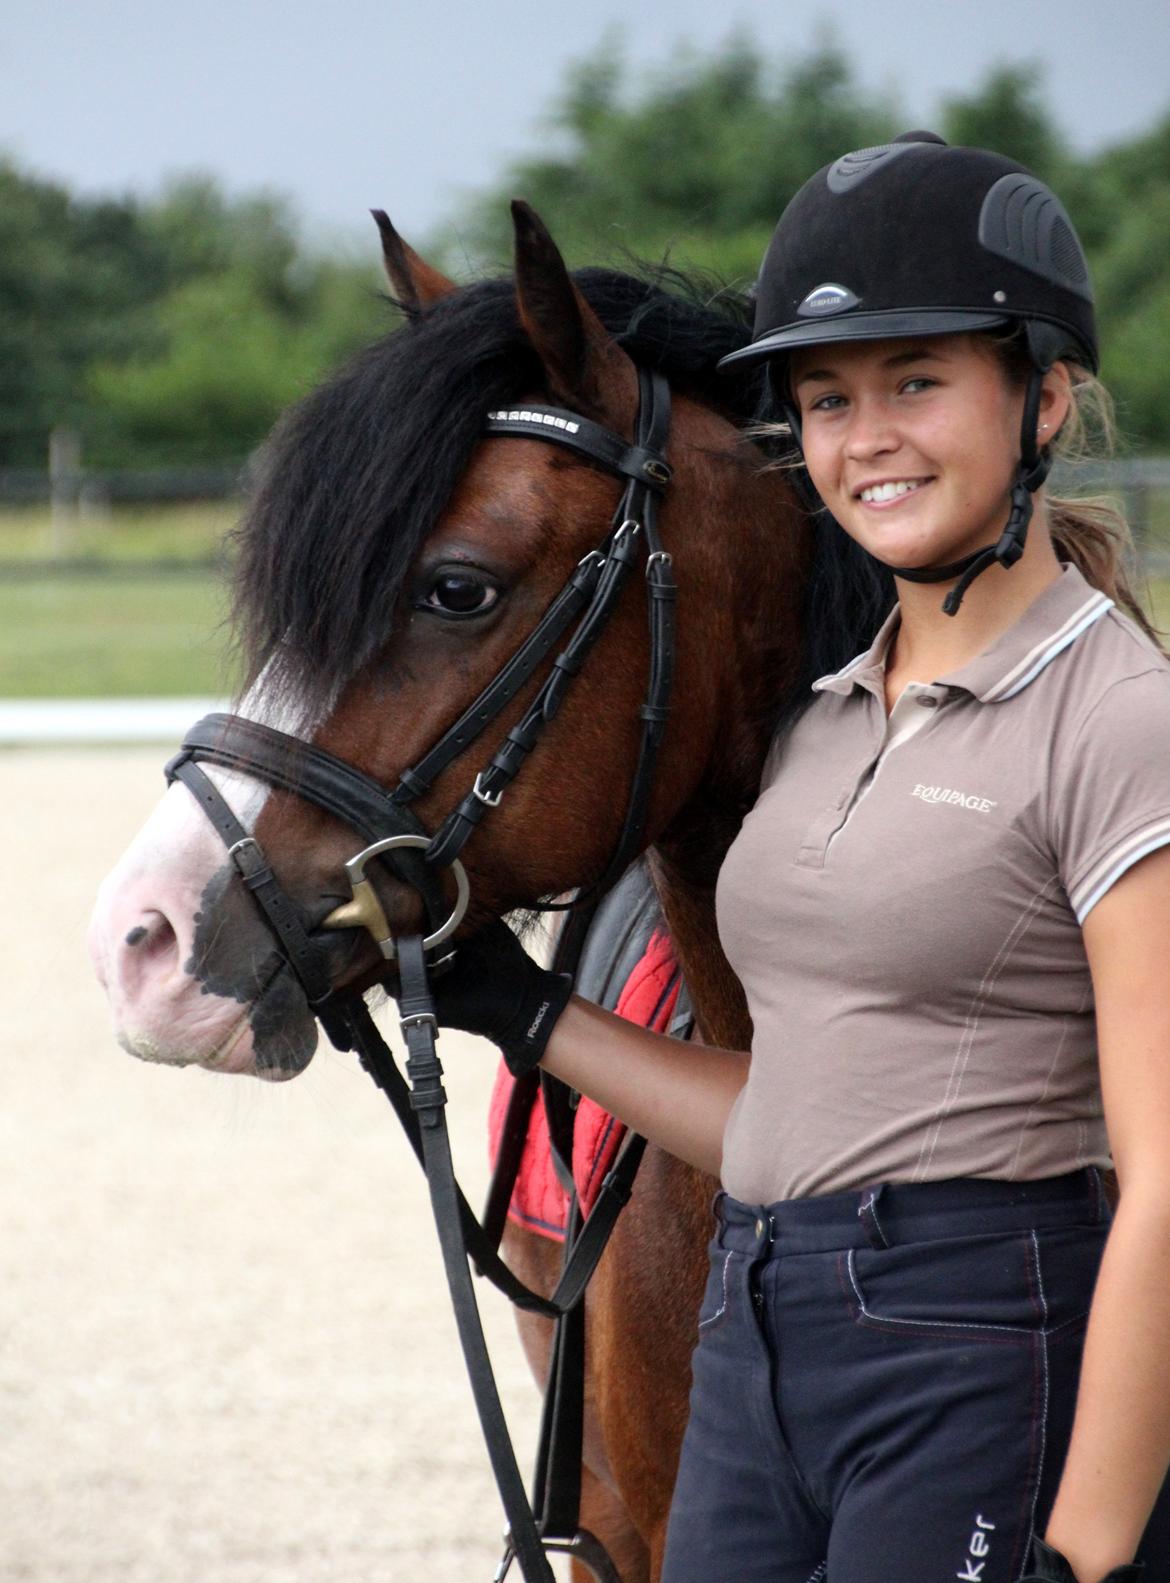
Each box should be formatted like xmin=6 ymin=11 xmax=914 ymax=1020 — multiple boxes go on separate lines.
xmin=486 ymin=929 xmax=681 ymax=1242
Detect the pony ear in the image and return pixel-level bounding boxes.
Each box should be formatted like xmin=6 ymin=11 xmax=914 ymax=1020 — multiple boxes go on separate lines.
xmin=371 ymin=210 xmax=456 ymax=312
xmin=511 ymin=200 xmax=638 ymax=428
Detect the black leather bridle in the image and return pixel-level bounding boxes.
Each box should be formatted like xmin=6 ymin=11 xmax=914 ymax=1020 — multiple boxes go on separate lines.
xmin=163 ymin=367 xmax=678 ymax=1582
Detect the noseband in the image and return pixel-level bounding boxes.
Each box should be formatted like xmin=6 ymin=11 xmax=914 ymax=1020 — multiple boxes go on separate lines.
xmin=163 ymin=366 xmax=677 ymax=1582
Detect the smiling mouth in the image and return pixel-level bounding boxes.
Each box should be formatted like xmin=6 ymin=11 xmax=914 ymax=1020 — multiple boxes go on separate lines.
xmin=857 ymin=478 xmax=932 ymax=504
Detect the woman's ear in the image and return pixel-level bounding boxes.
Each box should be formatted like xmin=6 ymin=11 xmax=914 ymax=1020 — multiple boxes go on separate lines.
xmin=1037 ymin=360 xmax=1074 ymax=447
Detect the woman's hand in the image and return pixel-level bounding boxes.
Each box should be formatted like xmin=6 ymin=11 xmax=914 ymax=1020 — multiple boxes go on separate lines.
xmin=1022 ymin=1537 xmax=1142 ymax=1582
xmin=430 ymin=919 xmax=573 ymax=1075
xmin=435 ymin=920 xmax=749 ymax=1177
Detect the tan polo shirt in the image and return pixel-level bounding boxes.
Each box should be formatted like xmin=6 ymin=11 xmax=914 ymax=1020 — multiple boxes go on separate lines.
xmin=716 ymin=564 xmax=1170 ymax=1204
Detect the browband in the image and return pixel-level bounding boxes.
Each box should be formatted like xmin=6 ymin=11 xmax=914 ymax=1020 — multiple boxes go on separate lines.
xmin=485 ymin=404 xmax=672 ymax=490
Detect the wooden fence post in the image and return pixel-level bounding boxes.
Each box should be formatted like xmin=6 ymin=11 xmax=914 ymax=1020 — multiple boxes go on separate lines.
xmin=48 ymin=427 xmax=81 ymax=559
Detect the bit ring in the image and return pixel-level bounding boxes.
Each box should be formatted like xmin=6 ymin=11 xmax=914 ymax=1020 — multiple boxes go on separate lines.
xmin=321 ymin=834 xmax=470 ymax=961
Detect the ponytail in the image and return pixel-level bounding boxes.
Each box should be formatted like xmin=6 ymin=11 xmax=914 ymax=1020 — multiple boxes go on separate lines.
xmin=1044 ymin=368 xmax=1164 ymax=648
xmin=994 ymin=334 xmax=1164 ymax=649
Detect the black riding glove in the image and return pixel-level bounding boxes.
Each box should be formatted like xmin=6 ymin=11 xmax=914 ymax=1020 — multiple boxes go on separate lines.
xmin=429 ymin=919 xmax=573 ymax=1077
xmin=1022 ymin=1538 xmax=1143 ymax=1582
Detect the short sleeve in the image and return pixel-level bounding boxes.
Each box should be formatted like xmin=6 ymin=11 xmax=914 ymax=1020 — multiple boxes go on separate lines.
xmin=1055 ymin=667 xmax=1170 ymax=923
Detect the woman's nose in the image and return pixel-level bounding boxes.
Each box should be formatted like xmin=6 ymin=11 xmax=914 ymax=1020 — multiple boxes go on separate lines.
xmin=843 ymin=398 xmax=899 ymax=459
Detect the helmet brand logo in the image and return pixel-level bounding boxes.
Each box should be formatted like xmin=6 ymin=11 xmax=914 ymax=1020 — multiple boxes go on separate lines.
xmin=797 ymin=282 xmax=860 ymax=318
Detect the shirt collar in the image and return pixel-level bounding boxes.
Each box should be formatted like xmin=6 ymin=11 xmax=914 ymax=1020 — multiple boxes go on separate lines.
xmin=811 ymin=565 xmax=1115 ymax=705
xmin=812 ymin=604 xmax=901 ymax=700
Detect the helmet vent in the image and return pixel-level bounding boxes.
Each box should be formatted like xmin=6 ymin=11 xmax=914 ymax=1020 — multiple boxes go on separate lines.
xmin=826 ymin=143 xmax=910 ymax=193
xmin=978 ymin=173 xmax=1093 ymax=301
xmin=1049 ymin=217 xmax=1089 ymax=285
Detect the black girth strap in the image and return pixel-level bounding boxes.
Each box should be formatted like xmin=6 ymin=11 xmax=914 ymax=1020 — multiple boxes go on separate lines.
xmin=342 ymin=991 xmax=646 ymax=1320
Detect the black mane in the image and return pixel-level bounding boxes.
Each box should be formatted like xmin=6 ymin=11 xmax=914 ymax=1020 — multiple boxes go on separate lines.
xmin=232 ymin=263 xmax=890 ymax=719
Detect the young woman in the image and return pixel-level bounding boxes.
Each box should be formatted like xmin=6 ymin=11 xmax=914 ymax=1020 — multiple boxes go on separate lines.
xmin=434 ymin=133 xmax=1170 ymax=1581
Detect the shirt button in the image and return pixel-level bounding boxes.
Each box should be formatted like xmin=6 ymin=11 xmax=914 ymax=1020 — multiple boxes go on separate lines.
xmin=917 ymin=694 xmax=939 ymax=709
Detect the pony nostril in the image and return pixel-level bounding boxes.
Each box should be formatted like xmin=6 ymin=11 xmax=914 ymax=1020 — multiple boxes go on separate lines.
xmin=121 ymin=911 xmax=181 ymax=976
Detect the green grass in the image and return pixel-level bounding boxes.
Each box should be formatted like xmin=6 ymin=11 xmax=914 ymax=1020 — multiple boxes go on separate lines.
xmin=2 ymin=498 xmax=1169 ymax=700
xmin=0 ymin=503 xmax=241 ymax=696
xmin=0 ymin=570 xmax=238 ymax=697
xmin=0 ymin=501 xmax=238 ymax=564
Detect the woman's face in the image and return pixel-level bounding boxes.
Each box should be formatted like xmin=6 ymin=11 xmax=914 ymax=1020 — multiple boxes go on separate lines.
xmin=788 ymin=334 xmax=1066 ymax=572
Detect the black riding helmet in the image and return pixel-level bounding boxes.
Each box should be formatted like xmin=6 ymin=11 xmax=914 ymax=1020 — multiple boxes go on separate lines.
xmin=721 ymin=131 xmax=1098 ymax=614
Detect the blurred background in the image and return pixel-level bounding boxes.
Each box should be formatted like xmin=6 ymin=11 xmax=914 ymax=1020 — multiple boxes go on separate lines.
xmin=2 ymin=3 xmax=1169 ymax=1578
xmin=3 ymin=0 xmax=1170 ymax=703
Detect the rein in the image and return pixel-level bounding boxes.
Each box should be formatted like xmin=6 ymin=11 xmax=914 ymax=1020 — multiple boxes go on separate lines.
xmin=163 ymin=367 xmax=678 ymax=1582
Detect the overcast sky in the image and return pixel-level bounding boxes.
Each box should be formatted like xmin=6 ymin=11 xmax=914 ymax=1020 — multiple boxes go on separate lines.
xmin=3 ymin=0 xmax=1169 ymax=249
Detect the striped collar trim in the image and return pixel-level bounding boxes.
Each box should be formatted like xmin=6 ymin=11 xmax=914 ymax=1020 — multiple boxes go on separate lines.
xmin=812 ymin=566 xmax=1114 ymax=704
xmin=938 ymin=567 xmax=1114 ymax=703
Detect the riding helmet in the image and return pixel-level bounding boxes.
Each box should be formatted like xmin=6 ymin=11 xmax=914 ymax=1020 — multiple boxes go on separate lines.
xmin=720 ymin=130 xmax=1097 ymax=377
xmin=720 ymin=132 xmax=1098 ymax=614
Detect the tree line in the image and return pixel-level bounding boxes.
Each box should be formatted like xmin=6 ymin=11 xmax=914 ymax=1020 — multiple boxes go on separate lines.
xmin=4 ymin=40 xmax=1169 ymax=471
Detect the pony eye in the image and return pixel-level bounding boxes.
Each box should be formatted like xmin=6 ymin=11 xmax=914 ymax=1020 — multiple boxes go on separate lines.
xmin=422 ymin=571 xmax=500 ymax=617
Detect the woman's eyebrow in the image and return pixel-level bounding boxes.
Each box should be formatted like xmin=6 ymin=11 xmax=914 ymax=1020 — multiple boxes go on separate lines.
xmin=792 ymin=345 xmax=949 ymax=388
xmin=792 ymin=366 xmax=836 ymax=387
xmin=883 ymin=346 xmax=948 ymax=369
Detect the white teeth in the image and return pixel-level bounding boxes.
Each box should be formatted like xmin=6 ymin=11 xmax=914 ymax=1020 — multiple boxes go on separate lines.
xmin=859 ymin=479 xmax=924 ymax=503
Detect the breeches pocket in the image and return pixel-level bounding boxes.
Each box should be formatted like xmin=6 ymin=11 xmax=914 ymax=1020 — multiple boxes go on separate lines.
xmin=843 ymin=1224 xmax=1108 ymax=1340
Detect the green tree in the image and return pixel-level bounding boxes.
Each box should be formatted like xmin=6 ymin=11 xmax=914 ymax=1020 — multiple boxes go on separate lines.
xmin=6 ymin=40 xmax=1170 ymax=465
xmin=0 ymin=161 xmax=391 ymax=467
xmin=0 ymin=161 xmax=168 ymax=465
xmin=941 ymin=64 xmax=1067 ymax=178
xmin=448 ymin=38 xmax=898 ymax=283
xmin=450 ymin=40 xmax=1170 ymax=451
xmin=85 ymin=177 xmax=391 ymax=464
xmin=1079 ymin=114 xmax=1170 ymax=447
xmin=87 ymin=253 xmax=390 ymax=465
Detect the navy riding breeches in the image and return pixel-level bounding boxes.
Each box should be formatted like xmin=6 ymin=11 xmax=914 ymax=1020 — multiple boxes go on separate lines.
xmin=661 ymin=1171 xmax=1170 ymax=1583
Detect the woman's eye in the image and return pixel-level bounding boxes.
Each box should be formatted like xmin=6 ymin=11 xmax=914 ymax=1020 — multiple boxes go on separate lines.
xmin=808 ymin=393 xmax=845 ymax=414
xmin=902 ymin=377 xmax=936 ymax=394
xmin=422 ymin=572 xmax=500 ymax=616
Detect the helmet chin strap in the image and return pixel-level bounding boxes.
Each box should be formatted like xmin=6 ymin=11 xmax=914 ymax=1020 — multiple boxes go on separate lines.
xmin=893 ymin=459 xmax=1044 ymax=616
xmin=782 ymin=366 xmax=1051 ymax=617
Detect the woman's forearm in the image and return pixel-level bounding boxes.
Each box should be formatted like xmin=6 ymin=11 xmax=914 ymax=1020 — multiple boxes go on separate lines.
xmin=538 ymin=995 xmax=749 ymax=1177
xmin=1045 ymin=1187 xmax=1170 ymax=1579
